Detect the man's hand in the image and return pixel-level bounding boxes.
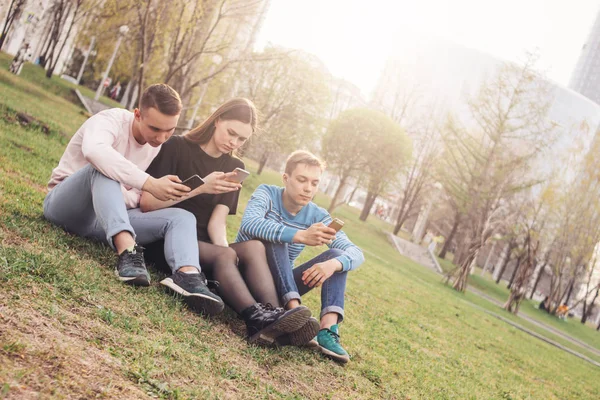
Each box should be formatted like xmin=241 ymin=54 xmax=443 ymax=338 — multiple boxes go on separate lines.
xmin=202 ymin=171 xmax=242 ymax=195
xmin=293 ymin=223 xmax=336 ymax=246
xmin=302 ymin=259 xmax=342 ymax=288
xmin=142 ymin=175 xmax=190 ymax=201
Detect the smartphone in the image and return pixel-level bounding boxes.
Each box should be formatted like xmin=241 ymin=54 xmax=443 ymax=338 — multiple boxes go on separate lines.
xmin=227 ymin=167 xmax=250 ymax=183
xmin=328 ymin=218 xmax=345 ymax=232
xmin=181 ymin=174 xmax=205 ymax=190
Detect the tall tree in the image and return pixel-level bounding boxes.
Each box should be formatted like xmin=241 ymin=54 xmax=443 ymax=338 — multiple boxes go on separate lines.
xmin=0 ymin=0 xmax=26 ymax=50
xmin=237 ymin=47 xmax=331 ymax=174
xmin=442 ymin=54 xmax=556 ymax=292
xmin=357 ymin=111 xmax=412 ymax=221
xmin=322 ymin=109 xmax=375 ymax=212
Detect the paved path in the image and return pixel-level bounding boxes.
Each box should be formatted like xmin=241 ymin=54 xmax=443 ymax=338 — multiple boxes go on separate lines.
xmin=73 ymin=89 xmax=111 ymax=115
xmin=388 ymin=234 xmax=442 ymax=273
xmin=387 ymin=232 xmax=600 ymax=367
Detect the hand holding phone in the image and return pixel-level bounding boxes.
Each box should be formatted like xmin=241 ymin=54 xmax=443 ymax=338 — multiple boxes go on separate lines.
xmin=181 ymin=174 xmax=205 ymax=191
xmin=202 ymin=171 xmax=242 ymax=194
xmin=328 ymin=218 xmax=345 ymax=232
xmin=226 ymin=167 xmax=250 ymax=183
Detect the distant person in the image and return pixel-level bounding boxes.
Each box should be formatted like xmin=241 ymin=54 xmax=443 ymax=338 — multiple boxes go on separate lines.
xmin=557 ymin=303 xmax=569 ymax=320
xmin=538 ymin=296 xmax=548 ymax=312
xmin=9 ymin=42 xmax=32 ymax=75
xmin=237 ymin=150 xmax=365 ymax=363
xmin=109 ymin=82 xmax=122 ymax=100
xmin=141 ymin=98 xmax=310 ymax=344
xmin=43 ymin=84 xmax=224 ymax=315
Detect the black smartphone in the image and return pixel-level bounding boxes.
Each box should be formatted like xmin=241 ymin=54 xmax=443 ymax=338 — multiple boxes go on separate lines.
xmin=181 ymin=174 xmax=205 ymax=190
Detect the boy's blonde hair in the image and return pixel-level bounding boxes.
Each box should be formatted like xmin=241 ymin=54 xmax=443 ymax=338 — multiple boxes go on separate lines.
xmin=284 ymin=150 xmax=326 ymax=175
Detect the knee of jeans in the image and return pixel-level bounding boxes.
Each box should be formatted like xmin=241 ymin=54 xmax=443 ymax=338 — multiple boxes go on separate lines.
xmin=264 ymin=241 xmax=287 ymax=252
xmin=326 ymin=248 xmax=345 ymax=258
xmin=169 ymin=208 xmax=197 ymax=227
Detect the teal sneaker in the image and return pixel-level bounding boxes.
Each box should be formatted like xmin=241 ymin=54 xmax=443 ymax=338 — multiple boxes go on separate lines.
xmin=317 ymin=324 xmax=350 ymax=363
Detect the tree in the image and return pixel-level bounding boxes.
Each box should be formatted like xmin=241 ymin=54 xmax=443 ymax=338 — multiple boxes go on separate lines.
xmin=442 ymin=54 xmax=556 ymax=292
xmin=392 ymin=117 xmax=440 ymax=234
xmin=237 ymin=47 xmax=331 ymax=174
xmin=322 ymin=109 xmax=375 ymax=212
xmin=356 ymin=111 xmax=412 ymax=221
xmin=41 ymin=0 xmax=92 ymax=78
xmin=0 ymin=0 xmax=26 ymax=50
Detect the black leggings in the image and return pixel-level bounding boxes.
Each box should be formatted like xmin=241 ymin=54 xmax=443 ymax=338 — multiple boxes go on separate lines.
xmin=146 ymin=239 xmax=280 ymax=314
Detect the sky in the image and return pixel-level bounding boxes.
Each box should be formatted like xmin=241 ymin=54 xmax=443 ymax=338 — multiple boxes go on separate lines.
xmin=256 ymin=0 xmax=600 ymax=96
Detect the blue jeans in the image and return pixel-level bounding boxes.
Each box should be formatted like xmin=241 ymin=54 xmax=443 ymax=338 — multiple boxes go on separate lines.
xmin=263 ymin=242 xmax=348 ymax=322
xmin=43 ymin=165 xmax=200 ymax=272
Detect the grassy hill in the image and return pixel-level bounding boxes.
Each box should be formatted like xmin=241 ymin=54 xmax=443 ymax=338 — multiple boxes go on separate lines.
xmin=1 ymin=57 xmax=599 ymax=399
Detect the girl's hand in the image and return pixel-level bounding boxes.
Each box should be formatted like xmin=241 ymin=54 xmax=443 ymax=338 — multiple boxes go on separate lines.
xmin=202 ymin=171 xmax=242 ymax=194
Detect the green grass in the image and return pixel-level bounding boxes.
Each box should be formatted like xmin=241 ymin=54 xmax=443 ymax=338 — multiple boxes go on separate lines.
xmin=1 ymin=64 xmax=599 ymax=399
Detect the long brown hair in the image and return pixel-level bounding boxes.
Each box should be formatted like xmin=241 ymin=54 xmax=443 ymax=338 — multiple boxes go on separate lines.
xmin=183 ymin=98 xmax=258 ymax=149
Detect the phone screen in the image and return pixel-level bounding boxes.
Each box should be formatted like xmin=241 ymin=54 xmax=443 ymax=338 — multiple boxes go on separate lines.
xmin=182 ymin=175 xmax=204 ymax=190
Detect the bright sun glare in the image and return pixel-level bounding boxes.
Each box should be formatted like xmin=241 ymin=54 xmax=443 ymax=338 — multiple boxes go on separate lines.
xmin=257 ymin=0 xmax=599 ymax=95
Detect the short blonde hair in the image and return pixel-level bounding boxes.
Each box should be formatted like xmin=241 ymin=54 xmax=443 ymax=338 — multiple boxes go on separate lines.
xmin=284 ymin=150 xmax=326 ymax=175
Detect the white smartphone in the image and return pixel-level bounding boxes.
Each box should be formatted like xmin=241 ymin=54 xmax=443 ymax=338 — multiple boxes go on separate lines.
xmin=181 ymin=174 xmax=205 ymax=190
xmin=227 ymin=167 xmax=250 ymax=183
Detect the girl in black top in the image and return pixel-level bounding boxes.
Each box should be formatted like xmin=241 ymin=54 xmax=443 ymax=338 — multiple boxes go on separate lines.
xmin=141 ymin=98 xmax=310 ymax=345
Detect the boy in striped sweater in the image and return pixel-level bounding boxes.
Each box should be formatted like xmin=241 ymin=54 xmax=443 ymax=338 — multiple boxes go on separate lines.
xmin=236 ymin=151 xmax=364 ymax=363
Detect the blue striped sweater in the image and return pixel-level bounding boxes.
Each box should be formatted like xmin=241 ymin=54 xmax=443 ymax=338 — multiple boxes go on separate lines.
xmin=236 ymin=184 xmax=365 ymax=271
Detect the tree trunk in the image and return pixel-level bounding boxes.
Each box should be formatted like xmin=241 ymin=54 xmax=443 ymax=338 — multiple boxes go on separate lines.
xmin=507 ymin=256 xmax=523 ymax=289
xmin=438 ymin=212 xmax=461 ymax=258
xmin=582 ymin=287 xmax=599 ymax=324
xmin=0 ymin=0 xmax=22 ymax=50
xmin=345 ymin=181 xmax=360 ymax=205
xmin=529 ymin=262 xmax=545 ymax=298
xmin=495 ymin=244 xmax=514 ymax=284
xmin=563 ymin=279 xmax=575 ymax=305
xmin=257 ymin=151 xmax=269 ymax=175
xmin=359 ymin=191 xmax=378 ymax=221
xmin=328 ymin=175 xmax=347 ymax=212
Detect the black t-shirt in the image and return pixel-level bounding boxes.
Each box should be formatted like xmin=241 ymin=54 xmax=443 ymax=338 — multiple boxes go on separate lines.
xmin=145 ymin=135 xmax=244 ymax=242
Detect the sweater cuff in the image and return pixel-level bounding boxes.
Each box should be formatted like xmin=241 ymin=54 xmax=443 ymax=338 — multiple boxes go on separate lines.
xmin=336 ymin=255 xmax=351 ymax=272
xmin=130 ymin=171 xmax=150 ymax=190
xmin=280 ymin=227 xmax=298 ymax=243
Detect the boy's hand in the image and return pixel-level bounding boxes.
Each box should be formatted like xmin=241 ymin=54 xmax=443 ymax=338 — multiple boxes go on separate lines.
xmin=302 ymin=259 xmax=342 ymax=287
xmin=143 ymin=175 xmax=190 ymax=201
xmin=293 ymin=223 xmax=336 ymax=246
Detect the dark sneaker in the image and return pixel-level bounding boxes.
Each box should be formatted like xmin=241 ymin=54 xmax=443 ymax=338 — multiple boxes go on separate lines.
xmin=317 ymin=324 xmax=350 ymax=363
xmin=242 ymin=304 xmax=311 ymax=346
xmin=115 ymin=245 xmax=150 ymax=287
xmin=276 ymin=316 xmax=320 ymax=347
xmin=160 ymin=270 xmax=224 ymax=316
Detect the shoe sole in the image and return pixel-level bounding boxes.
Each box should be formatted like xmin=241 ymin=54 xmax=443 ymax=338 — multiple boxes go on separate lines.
xmin=276 ymin=318 xmax=320 ymax=347
xmin=160 ymin=277 xmax=224 ymax=316
xmin=319 ymin=346 xmax=350 ymax=364
xmin=249 ymin=306 xmax=311 ymax=346
xmin=115 ymin=270 xmax=150 ymax=287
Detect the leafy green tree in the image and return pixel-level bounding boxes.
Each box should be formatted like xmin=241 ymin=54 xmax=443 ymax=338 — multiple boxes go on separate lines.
xmin=238 ymin=47 xmax=331 ymax=174
xmin=322 ymin=109 xmax=374 ymax=212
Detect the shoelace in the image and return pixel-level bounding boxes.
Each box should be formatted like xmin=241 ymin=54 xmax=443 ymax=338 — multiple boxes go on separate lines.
xmin=261 ymin=303 xmax=285 ymax=313
xmin=124 ymin=246 xmax=145 ymax=269
xmin=198 ymin=271 xmax=220 ymax=289
xmin=323 ymin=328 xmax=341 ymax=344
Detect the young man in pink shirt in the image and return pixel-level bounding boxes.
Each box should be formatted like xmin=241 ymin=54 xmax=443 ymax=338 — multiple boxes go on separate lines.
xmin=43 ymin=84 xmax=224 ymax=315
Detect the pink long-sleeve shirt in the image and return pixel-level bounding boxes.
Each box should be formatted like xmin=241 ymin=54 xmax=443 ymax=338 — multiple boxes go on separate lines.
xmin=48 ymin=108 xmax=160 ymax=209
